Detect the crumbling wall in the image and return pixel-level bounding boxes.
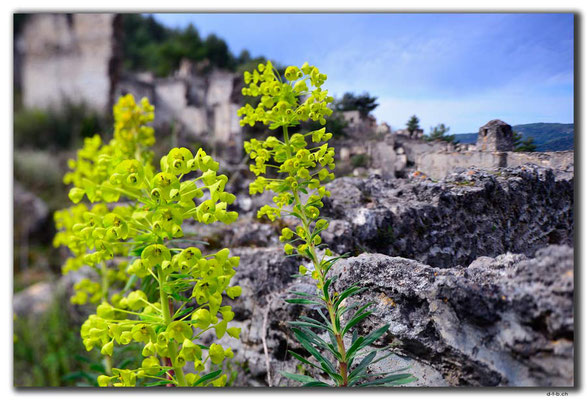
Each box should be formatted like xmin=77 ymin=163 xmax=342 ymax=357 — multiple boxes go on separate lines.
xmin=416 ymin=151 xmax=504 ymax=180
xmin=21 ymin=13 xmax=120 ymax=112
xmin=508 ymin=151 xmax=574 ymax=171
xmin=414 ymin=150 xmax=574 ymax=180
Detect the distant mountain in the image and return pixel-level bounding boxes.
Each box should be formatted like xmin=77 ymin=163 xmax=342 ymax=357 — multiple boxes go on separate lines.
xmin=454 ymin=123 xmax=574 ymax=152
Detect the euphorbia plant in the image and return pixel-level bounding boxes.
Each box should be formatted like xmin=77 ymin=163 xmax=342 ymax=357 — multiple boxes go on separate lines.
xmin=240 ymin=61 xmax=415 ymax=387
xmin=54 ymin=94 xmax=242 ymax=387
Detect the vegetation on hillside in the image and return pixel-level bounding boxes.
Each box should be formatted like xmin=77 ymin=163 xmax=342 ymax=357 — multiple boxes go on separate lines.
xmin=334 ymin=92 xmax=379 ymax=118
xmin=513 ymin=131 xmax=537 ymax=152
xmin=425 ymin=123 xmax=457 ymax=144
xmin=406 ymin=115 xmax=420 ymax=135
xmin=122 ymin=14 xmax=265 ymax=77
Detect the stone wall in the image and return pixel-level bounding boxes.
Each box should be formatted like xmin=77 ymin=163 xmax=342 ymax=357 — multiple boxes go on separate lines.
xmin=508 ymin=151 xmax=574 ymax=171
xmin=416 ymin=151 xmax=505 ymax=180
xmin=21 ymin=14 xmax=120 ymax=112
xmin=415 ymin=149 xmax=574 ymax=180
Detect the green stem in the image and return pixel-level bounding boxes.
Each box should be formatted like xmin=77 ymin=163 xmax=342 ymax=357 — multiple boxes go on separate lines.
xmin=100 ymin=262 xmax=113 ymax=376
xmin=158 ymin=267 xmax=187 ymax=387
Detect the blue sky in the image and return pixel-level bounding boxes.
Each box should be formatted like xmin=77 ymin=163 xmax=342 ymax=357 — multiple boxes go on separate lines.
xmin=153 ymin=13 xmax=574 ymax=134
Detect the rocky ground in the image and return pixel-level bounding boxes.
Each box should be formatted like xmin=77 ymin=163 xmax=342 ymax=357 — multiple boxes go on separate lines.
xmin=14 ymin=164 xmax=575 ymax=386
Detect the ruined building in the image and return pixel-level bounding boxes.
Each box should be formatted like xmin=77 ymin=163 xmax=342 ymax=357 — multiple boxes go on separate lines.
xmin=477 ymin=119 xmax=514 ymax=151
xmin=18 ymin=13 xmax=243 ymax=160
xmin=20 ymin=14 xmax=122 ymax=112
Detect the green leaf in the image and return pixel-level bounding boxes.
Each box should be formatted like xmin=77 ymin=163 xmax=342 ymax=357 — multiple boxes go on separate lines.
xmin=285 ymin=298 xmax=322 ymax=305
xmin=289 ymin=291 xmax=318 ymax=299
xmin=130 ymin=246 xmax=147 ymax=257
xmin=144 ymin=380 xmax=173 ymax=387
xmin=299 ymin=315 xmax=332 ymax=330
xmin=371 ymin=347 xmax=398 ymax=365
xmin=289 ymin=320 xmax=332 ymax=333
xmin=316 ymin=308 xmax=331 ymax=325
xmin=342 ymin=311 xmax=372 ymax=336
xmin=280 ymin=371 xmax=321 ymax=384
xmin=169 ymin=273 xmax=192 ymax=279
xmin=170 ymin=292 xmax=190 ymax=302
xmin=348 ymin=350 xmax=377 ymax=381
xmin=361 ymin=324 xmax=390 ymax=348
xmin=294 ymin=326 xmax=340 ymax=360
xmin=193 ymin=369 xmax=223 ymax=386
xmin=174 ymin=306 xmax=194 ymax=319
xmin=292 ymin=329 xmax=337 ymax=377
xmin=288 ymin=350 xmax=321 ymax=370
xmin=289 ymin=211 xmax=303 ymax=220
xmin=73 ymin=354 xmax=93 ymax=364
xmin=89 ymin=363 xmax=106 ymax=374
xmin=345 ymin=336 xmax=365 ymax=362
xmin=323 ymin=277 xmax=332 ymax=300
xmin=302 ymin=381 xmax=330 ymax=387
xmin=357 ymin=373 xmax=416 ymax=387
xmin=334 ymin=286 xmax=366 ymax=309
xmin=123 ymin=273 xmax=138 ymax=292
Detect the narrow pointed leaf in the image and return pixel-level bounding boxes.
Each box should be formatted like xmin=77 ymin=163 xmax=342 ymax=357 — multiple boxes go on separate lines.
xmin=302 ymin=381 xmax=330 ymax=387
xmin=288 ymin=350 xmax=321 ymax=370
xmin=193 ymin=369 xmax=223 ymax=386
xmin=285 ymin=298 xmax=322 ymax=305
xmin=280 ymin=371 xmax=320 ymax=384
xmin=348 ymin=351 xmax=377 ymax=383
xmin=342 ymin=311 xmax=372 ymax=336
xmin=361 ymin=324 xmax=390 ymax=348
xmin=357 ymin=373 xmax=415 ymax=387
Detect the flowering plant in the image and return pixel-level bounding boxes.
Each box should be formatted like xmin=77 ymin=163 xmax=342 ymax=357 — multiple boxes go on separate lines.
xmin=240 ymin=61 xmax=415 ymax=387
xmin=54 ymin=94 xmax=241 ymax=387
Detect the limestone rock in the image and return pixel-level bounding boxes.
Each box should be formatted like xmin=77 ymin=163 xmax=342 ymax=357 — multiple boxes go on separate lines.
xmin=331 ymin=245 xmax=574 ymax=386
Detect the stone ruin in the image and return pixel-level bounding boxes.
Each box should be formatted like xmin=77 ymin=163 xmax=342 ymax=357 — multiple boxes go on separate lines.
xmin=477 ymin=119 xmax=514 ymax=151
xmin=18 ymin=13 xmax=243 ymax=162
xmin=336 ymin=117 xmax=572 ymax=181
xmin=16 ymin=13 xmax=574 ymax=179
xmin=19 ymin=14 xmax=122 ymax=112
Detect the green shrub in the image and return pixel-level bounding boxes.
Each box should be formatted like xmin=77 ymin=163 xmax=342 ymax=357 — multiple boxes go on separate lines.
xmin=350 ymin=153 xmax=370 ymax=168
xmin=14 ymin=101 xmax=109 ymax=150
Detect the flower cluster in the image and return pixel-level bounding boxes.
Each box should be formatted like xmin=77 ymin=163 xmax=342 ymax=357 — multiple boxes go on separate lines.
xmin=54 ymin=94 xmax=241 ymax=387
xmin=240 ymin=62 xmax=336 ymax=234
xmin=238 ymin=61 xmax=334 ymax=129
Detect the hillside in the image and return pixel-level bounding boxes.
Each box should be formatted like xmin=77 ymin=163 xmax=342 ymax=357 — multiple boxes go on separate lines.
xmin=454 ymin=123 xmax=574 ymax=152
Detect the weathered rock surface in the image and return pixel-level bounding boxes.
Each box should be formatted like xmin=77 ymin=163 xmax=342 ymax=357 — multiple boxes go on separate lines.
xmin=321 ymin=165 xmax=573 ymax=268
xmin=330 ymin=245 xmax=574 ymax=386
xmin=211 ymin=244 xmax=573 ymax=387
